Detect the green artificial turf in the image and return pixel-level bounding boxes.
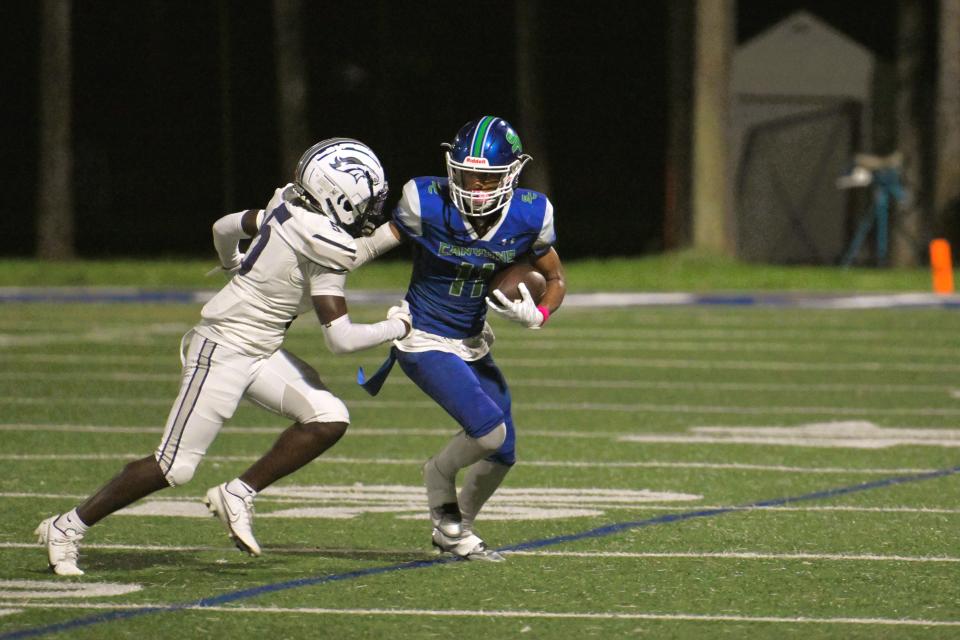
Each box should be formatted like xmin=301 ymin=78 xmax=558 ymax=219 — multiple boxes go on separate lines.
xmin=1 ymin=300 xmax=958 ymax=639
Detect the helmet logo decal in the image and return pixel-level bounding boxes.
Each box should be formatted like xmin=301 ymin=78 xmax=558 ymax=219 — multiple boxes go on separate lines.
xmin=330 ymin=156 xmax=374 ymax=185
xmin=471 ymin=116 xmax=496 ymax=157
xmin=505 ymin=130 xmax=522 ymax=154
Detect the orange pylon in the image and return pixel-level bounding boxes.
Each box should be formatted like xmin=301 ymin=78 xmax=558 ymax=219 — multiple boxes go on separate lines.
xmin=930 ymin=239 xmax=955 ymax=294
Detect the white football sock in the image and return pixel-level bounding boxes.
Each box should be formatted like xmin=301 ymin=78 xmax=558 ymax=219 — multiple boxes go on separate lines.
xmin=460 ymin=460 xmax=511 ymax=533
xmin=226 ymin=478 xmax=257 ymax=497
xmin=56 ymin=508 xmax=89 ymax=535
xmin=425 ymin=428 xmax=505 ymax=508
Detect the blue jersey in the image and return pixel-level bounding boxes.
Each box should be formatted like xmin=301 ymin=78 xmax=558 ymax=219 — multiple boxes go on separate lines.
xmin=393 ymin=177 xmax=556 ymax=338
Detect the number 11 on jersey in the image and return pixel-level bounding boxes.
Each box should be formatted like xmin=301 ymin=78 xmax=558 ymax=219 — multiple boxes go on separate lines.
xmin=449 ymin=262 xmax=495 ymax=298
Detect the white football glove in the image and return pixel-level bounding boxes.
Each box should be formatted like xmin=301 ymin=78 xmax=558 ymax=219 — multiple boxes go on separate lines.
xmin=386 ymin=299 xmax=412 ymax=337
xmin=486 ymin=282 xmax=545 ymax=329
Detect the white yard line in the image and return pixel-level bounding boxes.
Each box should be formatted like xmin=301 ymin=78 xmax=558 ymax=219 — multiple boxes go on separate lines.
xmin=0 ymin=423 xmax=295 ymax=435
xmin=1 ymin=370 xmax=954 ymax=395
xmin=3 ymin=372 xmax=955 ymax=404
xmin=0 ymin=371 xmax=174 ymax=382
xmin=0 ymin=452 xmax=940 ymax=476
xmin=0 ymin=423 xmax=618 ymax=437
xmin=5 ymin=420 xmax=960 ymax=449
xmin=4 ymin=352 xmax=960 ymax=373
xmin=510 ymin=401 xmax=960 ymax=417
xmin=498 ymin=339 xmax=953 ymax=359
xmin=547 ymin=326 xmax=959 ymax=342
xmin=504 ymin=550 xmax=960 ymax=562
xmin=3 ymin=332 xmax=953 ymax=358
xmin=0 ymin=601 xmax=957 ymax=627
xmin=5 ymin=372 xmax=959 ymax=400
xmin=1 ymin=542 xmax=956 ymax=564
xmin=577 ymin=310 xmax=958 ymax=328
xmin=4 ymin=492 xmax=959 ymax=516
xmin=516 ymin=379 xmax=953 ymax=394
xmin=2 ymin=395 xmax=959 ymax=417
xmin=0 ymin=324 xmax=188 ymax=348
xmin=0 ymin=397 xmax=174 ymax=406
xmin=0 ymin=323 xmax=949 ymax=341
xmin=0 ymin=354 xmax=163 ymax=365
xmin=493 ymin=356 xmax=960 ymax=373
xmin=0 ymin=542 xmax=422 ymax=554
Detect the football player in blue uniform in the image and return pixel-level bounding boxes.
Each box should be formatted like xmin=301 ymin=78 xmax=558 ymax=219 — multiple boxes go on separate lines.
xmin=363 ymin=116 xmax=566 ymax=561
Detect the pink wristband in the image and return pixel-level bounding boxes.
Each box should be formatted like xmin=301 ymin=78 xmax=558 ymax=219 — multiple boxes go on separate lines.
xmin=536 ymin=305 xmax=551 ymax=326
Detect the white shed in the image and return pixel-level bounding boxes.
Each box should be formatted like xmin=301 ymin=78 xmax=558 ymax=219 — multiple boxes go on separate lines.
xmin=731 ymin=11 xmax=876 ymax=263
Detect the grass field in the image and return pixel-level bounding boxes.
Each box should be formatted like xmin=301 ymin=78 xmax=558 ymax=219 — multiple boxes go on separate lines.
xmin=1 ymin=296 xmax=959 ymax=638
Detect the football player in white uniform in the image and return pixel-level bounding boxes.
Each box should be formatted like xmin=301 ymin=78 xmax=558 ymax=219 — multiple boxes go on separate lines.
xmin=36 ymin=138 xmax=405 ymax=576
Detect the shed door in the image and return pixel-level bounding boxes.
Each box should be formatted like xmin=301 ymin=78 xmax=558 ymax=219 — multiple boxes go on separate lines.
xmin=736 ymin=104 xmax=859 ymax=264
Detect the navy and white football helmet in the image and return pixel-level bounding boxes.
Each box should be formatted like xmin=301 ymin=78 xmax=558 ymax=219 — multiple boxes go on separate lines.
xmin=293 ymin=138 xmax=388 ymax=235
xmin=443 ymin=116 xmax=531 ymax=217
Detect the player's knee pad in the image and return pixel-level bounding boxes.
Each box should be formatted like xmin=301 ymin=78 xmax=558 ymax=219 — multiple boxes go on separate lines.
xmin=160 ymin=452 xmax=202 ymax=487
xmin=284 ymin=387 xmax=350 ymax=425
xmin=475 ymin=423 xmax=507 ymax=452
xmin=487 ymin=421 xmax=516 ymax=466
xmin=301 ymin=396 xmax=349 ymax=425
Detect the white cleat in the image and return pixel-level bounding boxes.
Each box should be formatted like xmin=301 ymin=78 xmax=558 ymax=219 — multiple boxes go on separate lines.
xmin=203 ymin=484 xmax=261 ymax=557
xmin=35 ymin=516 xmax=85 ymax=576
xmin=431 ymin=528 xmax=505 ymax=562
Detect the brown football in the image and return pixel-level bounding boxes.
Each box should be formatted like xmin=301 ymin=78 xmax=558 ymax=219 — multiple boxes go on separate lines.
xmin=489 ymin=263 xmax=547 ymax=304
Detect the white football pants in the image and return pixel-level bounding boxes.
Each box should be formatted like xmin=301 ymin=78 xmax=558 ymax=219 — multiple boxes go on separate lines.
xmin=155 ymin=331 xmax=349 ymax=487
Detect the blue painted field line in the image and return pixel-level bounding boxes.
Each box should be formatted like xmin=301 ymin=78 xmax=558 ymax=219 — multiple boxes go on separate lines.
xmin=499 ymin=465 xmax=960 ymax=553
xmin=3 ymin=465 xmax=958 ymax=639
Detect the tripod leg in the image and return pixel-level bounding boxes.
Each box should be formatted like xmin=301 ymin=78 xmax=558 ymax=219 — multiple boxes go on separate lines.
xmin=876 ymin=190 xmax=890 ymax=266
xmin=841 ymin=210 xmax=876 ymax=267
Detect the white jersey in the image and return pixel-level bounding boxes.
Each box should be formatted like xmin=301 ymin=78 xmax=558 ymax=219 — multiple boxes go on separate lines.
xmin=194 ymin=185 xmax=360 ymax=358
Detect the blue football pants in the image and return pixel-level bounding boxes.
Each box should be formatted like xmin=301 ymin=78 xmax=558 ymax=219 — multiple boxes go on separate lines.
xmin=396 ymin=349 xmax=516 ymax=466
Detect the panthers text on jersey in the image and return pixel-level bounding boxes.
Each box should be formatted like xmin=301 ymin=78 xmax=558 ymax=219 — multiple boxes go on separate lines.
xmin=392 ymin=177 xmax=556 ymax=340
xmin=194 ymin=185 xmax=362 ymax=358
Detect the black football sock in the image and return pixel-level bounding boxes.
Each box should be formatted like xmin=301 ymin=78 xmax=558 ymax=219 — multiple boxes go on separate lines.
xmin=76 ymin=455 xmax=169 ymax=526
